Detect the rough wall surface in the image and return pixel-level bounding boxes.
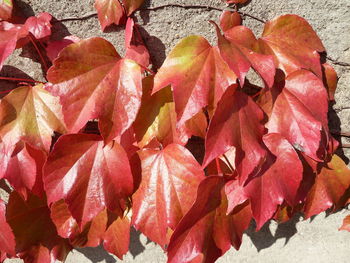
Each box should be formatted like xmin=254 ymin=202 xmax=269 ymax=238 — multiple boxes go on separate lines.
xmin=2 ymin=0 xmax=350 ymax=262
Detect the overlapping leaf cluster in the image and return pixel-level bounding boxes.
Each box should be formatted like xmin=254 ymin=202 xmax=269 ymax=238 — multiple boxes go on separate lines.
xmin=0 ymin=1 xmax=349 ymax=262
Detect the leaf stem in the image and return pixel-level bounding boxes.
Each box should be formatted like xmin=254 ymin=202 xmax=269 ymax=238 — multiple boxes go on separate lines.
xmin=215 ymin=158 xmax=223 ymax=174
xmin=0 ymin=76 xmax=44 ymax=84
xmin=29 ymin=35 xmax=49 ymax=74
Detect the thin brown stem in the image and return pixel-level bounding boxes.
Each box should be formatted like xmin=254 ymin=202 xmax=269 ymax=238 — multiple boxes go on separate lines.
xmin=327 ymin=56 xmax=350 ymax=67
xmin=222 ymin=154 xmax=235 ymax=172
xmin=342 ymin=144 xmax=350 ymax=149
xmin=331 ymin=131 xmax=350 ymax=137
xmin=53 ymin=12 xmax=97 ymax=23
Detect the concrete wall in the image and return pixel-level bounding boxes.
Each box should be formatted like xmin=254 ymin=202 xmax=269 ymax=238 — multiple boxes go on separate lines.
xmin=2 ymin=0 xmax=350 ymax=262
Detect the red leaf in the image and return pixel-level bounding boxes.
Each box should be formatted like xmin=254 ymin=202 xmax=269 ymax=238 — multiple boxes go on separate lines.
xmin=125 ymin=17 xmax=150 ymax=68
xmin=214 ymin=23 xmax=276 ymax=87
xmin=46 ymin=37 xmax=143 ymax=143
xmin=322 ymin=63 xmax=338 ymax=101
xmin=339 ymin=215 xmax=350 ymax=232
xmin=219 ymin=11 xmax=241 ymax=32
xmin=0 ymin=0 xmax=13 ymax=21
xmin=258 ymin=14 xmax=325 ymax=77
xmin=24 ymin=12 xmax=52 ymax=40
xmin=0 ymin=84 xmax=66 ymax=152
xmin=244 ymin=133 xmax=303 ymax=230
xmin=153 ymin=36 xmax=237 ymax=126
xmin=94 ymin=0 xmax=126 ymax=30
xmin=43 ymin=134 xmax=133 ymax=227
xmin=132 ymin=143 xmax=205 ymax=248
xmin=122 ymin=0 xmax=144 ymax=16
xmin=266 ymin=69 xmax=329 ymax=161
xmin=304 ymin=155 xmax=350 ymax=218
xmin=167 ymin=176 xmax=252 ymax=263
xmin=6 ymin=192 xmax=71 ymax=263
xmin=45 ymin=35 xmax=80 ymax=62
xmin=4 ymin=143 xmax=46 ymax=200
xmin=203 ymin=88 xmax=266 ymax=184
xmin=0 ymin=199 xmax=15 ymax=258
xmin=103 ymin=216 xmax=130 ymax=259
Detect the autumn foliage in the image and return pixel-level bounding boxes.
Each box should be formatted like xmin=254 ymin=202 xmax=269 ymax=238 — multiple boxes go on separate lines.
xmin=0 ymin=0 xmax=349 ymax=262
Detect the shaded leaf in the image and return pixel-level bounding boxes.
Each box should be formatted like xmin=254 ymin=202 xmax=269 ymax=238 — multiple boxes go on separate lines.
xmin=132 ymin=143 xmax=205 ymax=248
xmin=304 ymin=155 xmax=350 ymax=218
xmin=244 ymin=133 xmax=303 ymax=229
xmin=122 ymin=0 xmax=144 ymax=16
xmin=46 ymin=37 xmax=142 ymax=143
xmin=258 ymin=14 xmax=325 ymax=77
xmin=219 ymin=11 xmax=241 ymax=32
xmin=6 ymin=192 xmax=71 ymax=263
xmin=0 ymin=199 xmax=15 ymax=258
xmin=94 ymin=0 xmax=125 ymax=30
xmin=43 ymin=134 xmax=133 ymax=227
xmin=0 ymin=0 xmax=12 ymax=21
xmin=266 ymin=69 xmax=329 ymax=161
xmin=125 ymin=17 xmax=150 ymax=68
xmin=214 ymin=23 xmax=276 ymax=87
xmin=203 ymin=88 xmax=266 ymax=184
xmin=0 ymin=84 xmax=66 ymax=152
xmin=153 ymin=35 xmax=237 ymax=126
xmin=322 ymin=63 xmax=337 ymax=101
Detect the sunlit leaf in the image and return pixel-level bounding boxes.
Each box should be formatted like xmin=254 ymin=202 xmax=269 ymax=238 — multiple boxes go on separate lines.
xmin=94 ymin=0 xmax=125 ymax=30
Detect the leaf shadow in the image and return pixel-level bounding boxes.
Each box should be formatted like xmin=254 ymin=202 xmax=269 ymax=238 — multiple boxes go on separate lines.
xmin=245 ymin=213 xmax=302 ymax=252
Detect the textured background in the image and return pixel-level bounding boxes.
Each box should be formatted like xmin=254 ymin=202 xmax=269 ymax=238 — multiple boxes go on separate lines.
xmin=2 ymin=0 xmax=350 ymax=262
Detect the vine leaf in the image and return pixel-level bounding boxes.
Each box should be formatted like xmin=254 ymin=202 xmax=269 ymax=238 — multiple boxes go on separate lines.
xmin=167 ymin=176 xmax=252 ymax=263
xmin=133 ymin=76 xmax=189 ymax=148
xmin=0 ymin=0 xmax=13 ymax=21
xmin=258 ymin=14 xmax=325 ymax=77
xmin=244 ymin=133 xmax=303 ymax=230
xmin=0 ymin=84 xmax=66 ymax=152
xmin=322 ymin=63 xmax=338 ymax=101
xmin=153 ymin=35 xmax=237 ymax=126
xmin=122 ymin=0 xmax=145 ymax=16
xmin=203 ymin=88 xmax=266 ymax=184
xmin=339 ymin=215 xmax=350 ymax=232
xmin=266 ymin=69 xmax=329 ymax=161
xmin=304 ymin=155 xmax=350 ymax=218
xmin=25 ymin=12 xmax=52 ymax=39
xmin=132 ymin=143 xmax=205 ymax=248
xmin=214 ymin=23 xmax=276 ymax=88
xmin=46 ymin=37 xmax=142 ymax=143
xmin=45 ymin=35 xmax=80 ymax=62
xmin=94 ymin=0 xmax=126 ymax=30
xmin=4 ymin=143 xmax=46 ymax=200
xmin=0 ymin=199 xmax=15 ymax=258
xmin=6 ymin=192 xmax=72 ymax=263
xmin=125 ymin=17 xmax=150 ymax=68
xmin=219 ymin=11 xmax=241 ymax=32
xmin=43 ymin=134 xmax=134 ymax=227
xmin=103 ymin=216 xmax=130 ymax=259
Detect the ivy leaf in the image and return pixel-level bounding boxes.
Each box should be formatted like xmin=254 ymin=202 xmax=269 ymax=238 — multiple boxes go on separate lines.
xmin=0 ymin=0 xmax=13 ymax=21
xmin=167 ymin=176 xmax=252 ymax=263
xmin=125 ymin=17 xmax=150 ymax=68
xmin=244 ymin=133 xmax=303 ymax=230
xmin=46 ymin=37 xmax=142 ymax=143
xmin=203 ymin=88 xmax=266 ymax=184
xmin=153 ymin=36 xmax=237 ymax=126
xmin=122 ymin=0 xmax=145 ymax=16
xmin=25 ymin=12 xmax=52 ymax=40
xmin=0 ymin=199 xmax=15 ymax=258
xmin=214 ymin=23 xmax=276 ymax=87
xmin=322 ymin=63 xmax=338 ymax=101
xmin=0 ymin=84 xmax=66 ymax=152
xmin=219 ymin=11 xmax=241 ymax=32
xmin=133 ymin=76 xmax=189 ymax=148
xmin=339 ymin=215 xmax=350 ymax=232
xmin=266 ymin=69 xmax=329 ymax=161
xmin=43 ymin=134 xmax=134 ymax=227
xmin=6 ymin=192 xmax=72 ymax=263
xmin=132 ymin=143 xmax=205 ymax=248
xmin=94 ymin=0 xmax=126 ymax=30
xmin=103 ymin=216 xmax=130 ymax=259
xmin=258 ymin=14 xmax=325 ymax=77
xmin=304 ymin=155 xmax=350 ymax=218
xmin=4 ymin=143 xmax=46 ymax=200
xmin=45 ymin=35 xmax=80 ymax=62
